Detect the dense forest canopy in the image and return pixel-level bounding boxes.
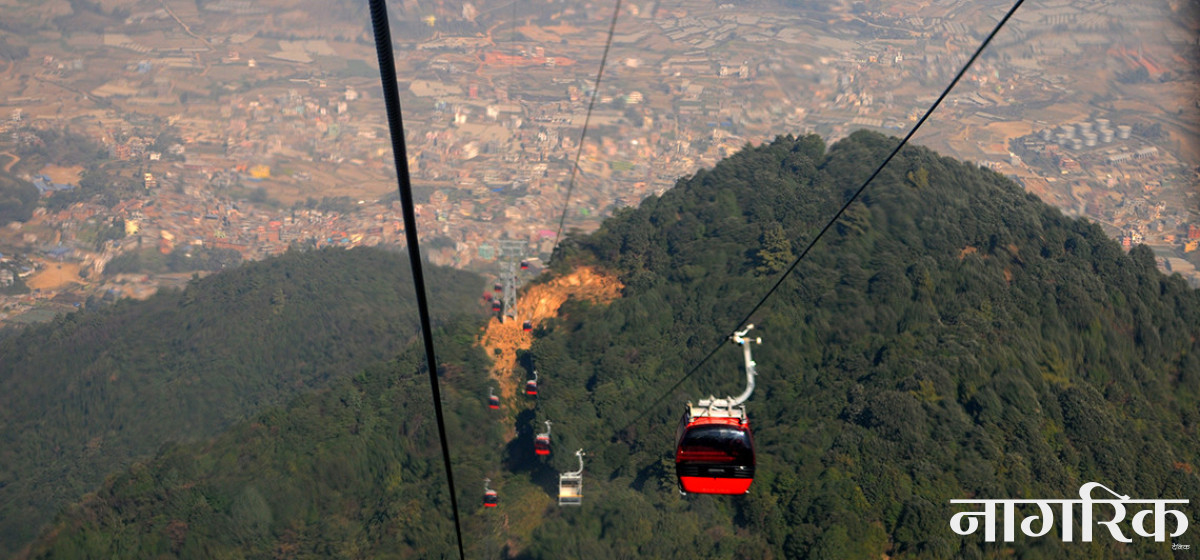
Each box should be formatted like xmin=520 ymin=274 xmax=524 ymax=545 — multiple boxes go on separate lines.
xmin=103 ymin=244 xmax=245 ymax=275
xmin=18 ymin=132 xmax=1200 ymax=558
xmin=19 ymin=320 xmax=505 ymax=559
xmin=0 ymin=172 xmax=39 ymax=224
xmin=0 ymin=247 xmax=484 ymax=556
xmin=14 ymin=127 xmax=105 ymax=169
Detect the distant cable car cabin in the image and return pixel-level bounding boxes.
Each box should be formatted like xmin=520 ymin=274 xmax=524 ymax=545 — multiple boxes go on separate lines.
xmin=492 ymin=300 xmax=502 ymax=312
xmin=558 ymin=449 xmax=585 ymax=506
xmin=487 ymin=386 xmax=499 ymax=410
xmin=520 ymin=260 xmax=530 ymax=270
xmin=675 ymin=325 xmax=761 ymax=495
xmin=534 ymin=420 xmax=551 ymax=456
xmin=483 ymin=478 xmax=498 ymax=508
xmin=493 ymin=282 xmax=503 ymax=293
xmin=525 ymin=370 xmax=538 ymax=396
xmin=523 ymin=320 xmax=533 ymax=332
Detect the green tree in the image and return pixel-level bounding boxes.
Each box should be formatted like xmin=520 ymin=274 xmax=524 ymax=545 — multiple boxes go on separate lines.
xmin=0 ymin=174 xmax=38 ymax=224
xmin=754 ymin=223 xmax=795 ymax=275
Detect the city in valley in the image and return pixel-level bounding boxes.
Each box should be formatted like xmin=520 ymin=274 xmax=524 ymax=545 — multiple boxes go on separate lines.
xmin=0 ymin=0 xmax=1197 ymax=327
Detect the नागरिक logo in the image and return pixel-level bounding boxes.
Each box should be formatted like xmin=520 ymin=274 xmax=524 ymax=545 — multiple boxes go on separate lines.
xmin=950 ymin=482 xmax=1189 ymax=543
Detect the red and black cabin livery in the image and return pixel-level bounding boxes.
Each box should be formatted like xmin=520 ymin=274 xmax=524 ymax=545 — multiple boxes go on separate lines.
xmin=525 ymin=371 xmax=539 ymax=396
xmin=675 ymin=410 xmax=755 ymax=494
xmin=483 ymin=478 xmax=499 ymax=508
xmin=534 ymin=420 xmax=552 ymax=456
xmin=674 ymin=325 xmax=762 ymax=495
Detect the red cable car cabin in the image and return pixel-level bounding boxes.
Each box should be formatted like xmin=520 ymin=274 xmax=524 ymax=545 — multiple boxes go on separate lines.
xmin=675 ymin=404 xmax=755 ymax=495
xmin=493 ymin=283 xmax=503 ymax=293
xmin=534 ymin=420 xmax=552 ymax=456
xmin=523 ymin=320 xmax=533 ymax=332
xmin=492 ymin=301 xmax=502 ymax=312
xmin=525 ymin=371 xmax=538 ymax=396
xmin=483 ymin=478 xmax=499 ymax=508
xmin=487 ymin=387 xmax=499 ymax=409
xmin=675 ymin=324 xmax=762 ymax=495
xmin=520 ymin=260 xmax=529 ymax=270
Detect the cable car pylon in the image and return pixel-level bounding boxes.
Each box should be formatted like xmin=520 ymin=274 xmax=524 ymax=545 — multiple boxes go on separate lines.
xmin=496 ymin=239 xmax=526 ymax=323
xmin=675 ymin=324 xmax=761 ymax=495
xmin=501 ymin=260 xmax=518 ymax=322
xmin=558 ymin=449 xmax=584 ymax=506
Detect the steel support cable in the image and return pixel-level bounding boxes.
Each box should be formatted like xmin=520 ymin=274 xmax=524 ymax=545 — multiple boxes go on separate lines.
xmin=616 ymin=0 xmax=1029 ymax=436
xmin=367 ymin=1 xmax=465 ymax=558
xmin=548 ymin=0 xmax=624 ymax=264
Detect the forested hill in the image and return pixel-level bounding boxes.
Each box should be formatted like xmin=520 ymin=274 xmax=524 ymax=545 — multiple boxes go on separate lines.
xmin=21 ymin=319 xmax=498 ymax=559
xmin=0 ymin=170 xmax=39 ymax=224
xmin=0 ymin=247 xmax=483 ymax=556
xmin=24 ymin=131 xmax=1200 ymax=558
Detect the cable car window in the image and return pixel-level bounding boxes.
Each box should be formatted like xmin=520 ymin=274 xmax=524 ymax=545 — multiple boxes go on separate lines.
xmin=677 ymin=425 xmax=753 ymax=464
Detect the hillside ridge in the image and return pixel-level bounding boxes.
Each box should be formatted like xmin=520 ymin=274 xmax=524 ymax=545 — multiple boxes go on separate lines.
xmin=0 ymin=246 xmax=483 ymax=555
xmin=19 ymin=132 xmax=1200 ymax=559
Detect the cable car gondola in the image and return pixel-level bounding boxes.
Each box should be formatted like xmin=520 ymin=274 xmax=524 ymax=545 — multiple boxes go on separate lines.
xmin=523 ymin=320 xmax=533 ymax=332
xmin=525 ymin=370 xmax=538 ymax=396
xmin=487 ymin=386 xmax=499 ymax=409
xmin=520 ymin=260 xmax=530 ymax=270
xmin=483 ymin=478 xmax=498 ymax=508
xmin=534 ymin=420 xmax=551 ymax=456
xmin=558 ymin=449 xmax=585 ymax=506
xmin=675 ymin=325 xmax=761 ymax=495
xmin=493 ymin=282 xmax=503 ymax=293
xmin=492 ymin=300 xmax=502 ymax=313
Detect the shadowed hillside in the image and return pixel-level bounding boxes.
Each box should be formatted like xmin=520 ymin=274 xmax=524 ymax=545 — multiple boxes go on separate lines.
xmin=0 ymin=246 xmax=483 ymax=555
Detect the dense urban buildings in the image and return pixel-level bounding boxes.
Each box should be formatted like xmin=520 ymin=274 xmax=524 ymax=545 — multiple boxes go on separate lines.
xmin=0 ymin=0 xmax=1197 ymax=326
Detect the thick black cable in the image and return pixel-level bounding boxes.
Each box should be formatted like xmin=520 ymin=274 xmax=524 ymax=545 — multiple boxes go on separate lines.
xmin=616 ymin=0 xmax=1028 ymax=436
xmin=548 ymin=0 xmax=623 ymax=263
xmin=367 ymin=1 xmax=465 ymax=558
